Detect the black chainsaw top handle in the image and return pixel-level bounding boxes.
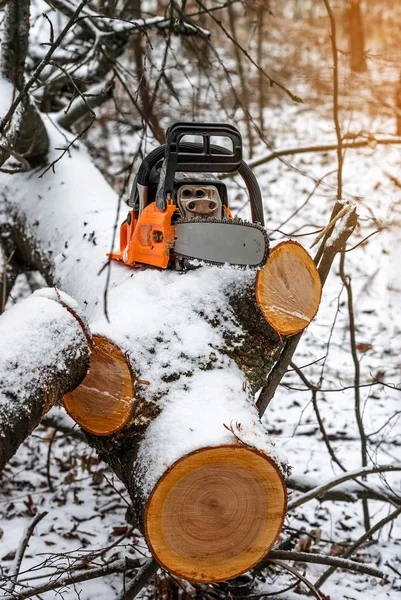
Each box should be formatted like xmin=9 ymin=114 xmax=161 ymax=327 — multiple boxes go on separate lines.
xmin=130 ymin=121 xmax=265 ymax=226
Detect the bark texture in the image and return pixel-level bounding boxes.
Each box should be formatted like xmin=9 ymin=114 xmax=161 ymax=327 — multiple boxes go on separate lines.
xmin=347 ymin=0 xmax=367 ymax=73
xmin=0 ymin=289 xmax=90 ymax=471
xmin=0 ymin=0 xmax=49 ymax=167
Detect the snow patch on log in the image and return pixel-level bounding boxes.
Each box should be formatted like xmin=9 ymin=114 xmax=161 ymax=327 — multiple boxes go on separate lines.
xmin=0 ymin=289 xmax=90 ymax=469
xmin=0 ymin=291 xmax=87 ymax=414
xmin=0 ymin=78 xmax=14 ymax=118
xmin=135 ymin=368 xmax=286 ymax=499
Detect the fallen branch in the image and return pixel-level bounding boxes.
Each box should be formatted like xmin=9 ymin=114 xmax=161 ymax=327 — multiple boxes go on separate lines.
xmin=263 ymin=550 xmax=387 ymax=580
xmin=287 ymin=464 xmax=401 ymax=510
xmin=287 ymin=474 xmax=400 ymax=506
xmin=257 ymin=202 xmax=357 ymax=415
xmin=2 ymin=557 xmax=139 ymax=599
xmin=268 ymin=559 xmax=322 ymax=600
xmin=119 ymin=558 xmax=158 ymax=600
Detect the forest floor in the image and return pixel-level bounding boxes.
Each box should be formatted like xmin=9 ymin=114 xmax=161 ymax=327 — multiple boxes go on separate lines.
xmin=1 ymin=13 xmax=401 ymax=599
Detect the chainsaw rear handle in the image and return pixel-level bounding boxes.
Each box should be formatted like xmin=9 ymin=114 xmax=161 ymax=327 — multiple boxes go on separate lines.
xmin=161 ymin=121 xmax=242 ymax=172
xmin=156 ymin=122 xmax=242 ymax=212
xmin=130 ymin=135 xmax=265 ymax=225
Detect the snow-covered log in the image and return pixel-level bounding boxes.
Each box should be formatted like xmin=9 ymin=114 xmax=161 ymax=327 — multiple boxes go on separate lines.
xmin=0 ymin=122 xmax=288 ymax=582
xmin=0 ymin=288 xmax=90 ymax=471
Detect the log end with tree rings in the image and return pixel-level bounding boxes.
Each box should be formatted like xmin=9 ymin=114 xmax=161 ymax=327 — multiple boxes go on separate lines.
xmin=256 ymin=241 xmax=322 ymax=336
xmin=63 ymin=335 xmax=135 ymax=436
xmin=144 ymin=445 xmax=287 ymax=583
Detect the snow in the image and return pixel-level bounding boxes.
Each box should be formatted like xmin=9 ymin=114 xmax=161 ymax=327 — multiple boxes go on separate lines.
xmin=0 ymin=291 xmax=87 ymax=425
xmin=136 ymin=368 xmax=286 ymax=500
xmin=0 ymin=78 xmax=14 ymax=121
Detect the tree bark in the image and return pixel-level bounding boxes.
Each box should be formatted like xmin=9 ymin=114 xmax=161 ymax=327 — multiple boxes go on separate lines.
xmin=347 ymin=0 xmax=367 ymax=73
xmin=0 ymin=288 xmax=90 ymax=471
xmin=0 ymin=0 xmax=49 ymax=167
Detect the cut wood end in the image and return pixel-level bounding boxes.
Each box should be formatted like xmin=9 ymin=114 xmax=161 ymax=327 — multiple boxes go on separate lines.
xmin=145 ymin=445 xmax=287 ymax=583
xmin=62 ymin=335 xmax=135 ymax=436
xmin=256 ymin=241 xmax=322 ymax=336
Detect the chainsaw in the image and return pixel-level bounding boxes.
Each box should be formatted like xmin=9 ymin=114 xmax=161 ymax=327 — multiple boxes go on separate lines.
xmin=109 ymin=122 xmax=269 ymax=269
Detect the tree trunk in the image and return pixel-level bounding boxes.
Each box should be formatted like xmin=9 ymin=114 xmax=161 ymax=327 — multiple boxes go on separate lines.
xmin=0 ymin=288 xmax=90 ymax=471
xmin=347 ymin=0 xmax=367 ymax=73
xmin=0 ymin=118 xmax=288 ymax=581
xmin=0 ymin=0 xmax=49 ymax=167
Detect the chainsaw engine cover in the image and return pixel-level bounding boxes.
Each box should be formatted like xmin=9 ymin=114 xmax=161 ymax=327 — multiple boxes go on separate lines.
xmin=147 ymin=170 xmax=227 ymax=220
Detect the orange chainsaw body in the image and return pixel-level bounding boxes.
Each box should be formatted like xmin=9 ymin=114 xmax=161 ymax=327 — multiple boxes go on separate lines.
xmin=109 ymin=202 xmax=233 ymax=270
xmin=108 ymin=202 xmax=177 ymax=269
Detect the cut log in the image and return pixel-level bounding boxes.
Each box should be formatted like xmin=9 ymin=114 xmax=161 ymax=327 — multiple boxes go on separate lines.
xmin=63 ymin=334 xmax=135 ymax=436
xmin=144 ymin=446 xmax=286 ymax=582
xmin=0 ymin=122 xmax=287 ymax=583
xmin=256 ymin=241 xmax=322 ymax=336
xmin=0 ymin=289 xmax=90 ymax=471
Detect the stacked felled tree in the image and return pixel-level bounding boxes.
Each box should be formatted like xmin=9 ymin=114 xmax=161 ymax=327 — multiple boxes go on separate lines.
xmin=0 ymin=0 xmax=358 ymax=591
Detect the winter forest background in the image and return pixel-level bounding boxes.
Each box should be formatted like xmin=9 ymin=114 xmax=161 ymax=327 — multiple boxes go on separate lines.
xmin=0 ymin=1 xmax=400 ymax=599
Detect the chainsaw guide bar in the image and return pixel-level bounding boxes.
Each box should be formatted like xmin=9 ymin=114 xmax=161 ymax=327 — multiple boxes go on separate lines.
xmin=174 ymin=218 xmax=270 ymax=268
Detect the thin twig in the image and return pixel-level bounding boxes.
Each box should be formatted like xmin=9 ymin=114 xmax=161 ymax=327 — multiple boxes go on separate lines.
xmin=195 ymin=0 xmax=303 ymax=103
xmin=3 ymin=557 xmax=138 ymax=599
xmin=6 ymin=512 xmax=48 ymax=594
xmin=268 ymin=559 xmax=323 ymax=600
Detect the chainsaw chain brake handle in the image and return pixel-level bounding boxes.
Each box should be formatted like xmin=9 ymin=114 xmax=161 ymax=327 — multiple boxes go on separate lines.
xmin=155 ymin=122 xmax=243 ymax=212
xmin=130 ymin=121 xmax=265 ymax=226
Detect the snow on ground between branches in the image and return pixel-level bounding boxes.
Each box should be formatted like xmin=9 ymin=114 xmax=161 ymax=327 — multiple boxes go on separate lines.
xmin=0 ymin=290 xmax=87 ymax=424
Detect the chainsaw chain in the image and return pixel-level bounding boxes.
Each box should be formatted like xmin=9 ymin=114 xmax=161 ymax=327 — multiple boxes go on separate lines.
xmin=173 ymin=217 xmax=270 ymax=268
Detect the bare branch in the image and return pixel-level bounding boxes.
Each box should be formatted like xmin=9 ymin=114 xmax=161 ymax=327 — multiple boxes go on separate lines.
xmin=5 ymin=512 xmax=48 ymax=594
xmin=268 ymin=559 xmax=323 ymax=600
xmin=195 ymin=0 xmax=303 ymax=103
xmin=287 ymin=474 xmax=400 ymax=506
xmin=288 ymin=464 xmax=401 ymax=510
xmin=56 ymin=79 xmax=114 ymax=130
xmin=118 ymin=558 xmax=158 ymax=600
xmin=0 ymin=0 xmax=91 ymax=135
xmin=2 ymin=558 xmax=139 ymax=599
xmin=264 ymin=550 xmax=387 ymax=581
xmin=257 ymin=202 xmax=357 ymax=416
xmin=246 ymin=136 xmax=401 ymax=170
